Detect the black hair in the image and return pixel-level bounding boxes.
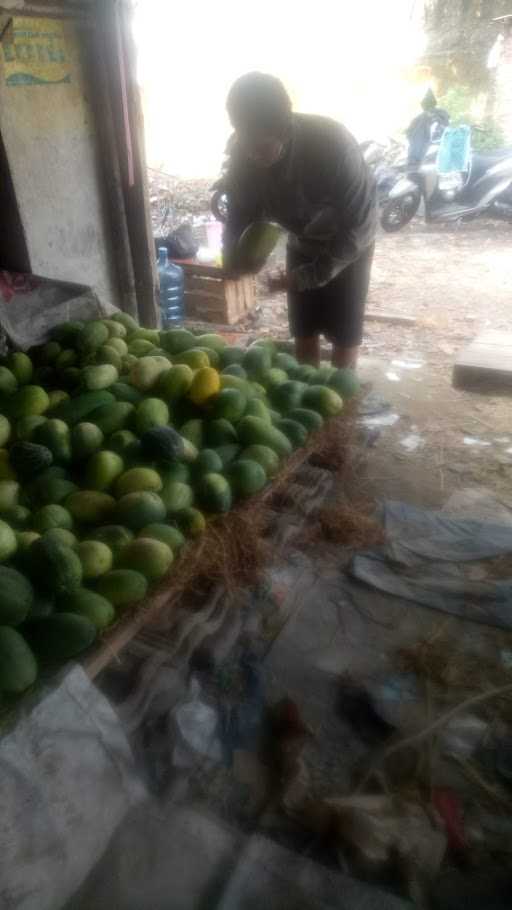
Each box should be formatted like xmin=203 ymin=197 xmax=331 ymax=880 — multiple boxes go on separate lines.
xmin=422 ymin=88 xmax=437 ymax=111
xmin=226 ymin=72 xmax=292 ymax=135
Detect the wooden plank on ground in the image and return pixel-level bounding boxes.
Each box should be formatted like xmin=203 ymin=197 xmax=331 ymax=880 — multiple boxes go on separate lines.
xmin=453 ymin=330 xmax=512 ymax=391
xmin=365 ymin=311 xmax=416 ymax=326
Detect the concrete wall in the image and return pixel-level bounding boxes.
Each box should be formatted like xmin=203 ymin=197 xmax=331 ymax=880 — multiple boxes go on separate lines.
xmin=0 ymin=12 xmax=119 ymax=307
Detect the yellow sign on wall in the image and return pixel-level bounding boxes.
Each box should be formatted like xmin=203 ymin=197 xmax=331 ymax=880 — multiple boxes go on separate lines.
xmin=1 ymin=17 xmax=71 ymax=87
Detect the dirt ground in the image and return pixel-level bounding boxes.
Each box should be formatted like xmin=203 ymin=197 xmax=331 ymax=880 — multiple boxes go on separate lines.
xmin=242 ymin=217 xmax=512 ymax=510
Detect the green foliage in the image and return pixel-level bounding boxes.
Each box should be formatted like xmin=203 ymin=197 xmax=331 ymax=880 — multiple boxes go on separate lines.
xmin=439 ymin=85 xmax=505 ymax=150
xmin=472 ymin=119 xmax=505 ymax=151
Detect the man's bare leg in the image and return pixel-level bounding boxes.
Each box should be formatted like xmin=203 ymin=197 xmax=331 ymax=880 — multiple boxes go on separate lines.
xmin=295 ymin=335 xmax=320 ymax=367
xmin=331 ymin=344 xmax=359 ymax=369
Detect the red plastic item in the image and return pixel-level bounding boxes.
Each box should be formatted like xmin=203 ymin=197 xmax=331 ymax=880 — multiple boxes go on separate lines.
xmin=432 ymin=787 xmax=466 ymax=852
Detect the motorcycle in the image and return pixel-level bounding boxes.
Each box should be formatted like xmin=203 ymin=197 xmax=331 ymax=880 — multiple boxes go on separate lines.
xmin=210 ymin=135 xmax=236 ymax=224
xmin=361 ymin=138 xmax=409 ymax=206
xmin=210 ymin=176 xmax=228 ymax=224
xmin=374 ymin=159 xmax=407 ymax=206
xmin=381 ymin=135 xmax=512 ymax=232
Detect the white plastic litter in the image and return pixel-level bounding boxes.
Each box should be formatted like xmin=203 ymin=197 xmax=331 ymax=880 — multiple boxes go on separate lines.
xmin=441 ymin=714 xmax=488 ymax=758
xmin=0 ymin=666 xmax=145 ymax=910
xmin=196 ymin=246 xmax=218 ymax=265
xmin=361 ymin=412 xmax=400 ymax=428
xmin=400 ymin=433 xmax=424 ymax=452
xmin=392 ymin=359 xmax=423 ymax=370
xmin=463 ymin=436 xmax=492 ymax=447
xmin=173 ymin=678 xmax=222 ymax=766
xmin=386 ymin=371 xmax=401 ymax=382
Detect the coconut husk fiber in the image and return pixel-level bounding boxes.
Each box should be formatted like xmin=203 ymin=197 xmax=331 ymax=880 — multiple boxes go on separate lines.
xmin=85 ymin=503 xmax=273 ymax=675
xmin=318 ymin=502 xmax=384 ymax=547
xmin=398 ymin=634 xmax=512 ymax=695
xmin=397 ymin=632 xmax=512 ymax=727
xmin=162 ymin=503 xmax=272 ymax=602
xmin=293 ymin=501 xmax=384 ymax=551
xmin=150 ymin=439 xmax=325 ymax=603
xmin=290 ymin=408 xmax=384 ymax=551
xmin=308 ymin=408 xmax=357 ymax=475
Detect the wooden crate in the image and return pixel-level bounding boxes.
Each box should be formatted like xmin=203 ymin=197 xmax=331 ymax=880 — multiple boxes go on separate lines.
xmin=178 ymin=262 xmax=256 ymax=325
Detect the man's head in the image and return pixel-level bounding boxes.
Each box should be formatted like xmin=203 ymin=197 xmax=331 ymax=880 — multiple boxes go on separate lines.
xmin=226 ymin=72 xmax=293 ymax=167
xmin=421 ymin=88 xmax=437 ymax=112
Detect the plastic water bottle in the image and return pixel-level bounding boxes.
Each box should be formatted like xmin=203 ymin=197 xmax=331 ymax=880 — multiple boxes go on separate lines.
xmin=157 ymin=247 xmax=184 ymax=326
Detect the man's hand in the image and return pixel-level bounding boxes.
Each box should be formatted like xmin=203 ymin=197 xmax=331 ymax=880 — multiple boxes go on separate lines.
xmin=266 ymin=268 xmax=289 ymax=294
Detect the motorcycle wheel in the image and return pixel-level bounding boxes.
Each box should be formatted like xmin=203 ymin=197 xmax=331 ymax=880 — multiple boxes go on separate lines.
xmin=211 ymin=190 xmax=228 ymax=223
xmin=381 ymin=193 xmax=421 ymax=232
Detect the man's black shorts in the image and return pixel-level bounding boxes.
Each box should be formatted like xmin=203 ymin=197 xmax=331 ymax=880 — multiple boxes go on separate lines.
xmin=287 ymin=243 xmax=374 ymax=345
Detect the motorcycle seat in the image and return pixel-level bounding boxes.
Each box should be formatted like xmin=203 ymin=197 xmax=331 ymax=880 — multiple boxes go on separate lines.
xmin=477 ymin=147 xmax=512 ymax=159
xmin=470 ymin=149 xmax=512 ymax=183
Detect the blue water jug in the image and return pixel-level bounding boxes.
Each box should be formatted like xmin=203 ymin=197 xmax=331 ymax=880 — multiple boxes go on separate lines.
xmin=157 ymin=247 xmax=184 ymax=326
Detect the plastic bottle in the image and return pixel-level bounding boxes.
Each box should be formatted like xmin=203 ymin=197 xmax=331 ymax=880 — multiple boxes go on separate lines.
xmin=157 ymin=247 xmax=184 ymax=326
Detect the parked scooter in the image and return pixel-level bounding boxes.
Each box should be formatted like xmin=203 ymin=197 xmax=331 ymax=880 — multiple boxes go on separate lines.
xmin=381 ymin=135 xmax=512 ymax=232
xmin=374 ymin=158 xmax=408 ymax=206
xmin=210 ymin=176 xmax=229 ymax=224
xmin=210 ymin=135 xmax=236 ymax=224
xmin=361 ymin=138 xmax=409 ymax=206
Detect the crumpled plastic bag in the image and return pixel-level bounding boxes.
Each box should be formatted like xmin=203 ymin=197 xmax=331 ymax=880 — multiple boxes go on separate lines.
xmin=172 ymin=678 xmax=222 ymax=767
xmin=0 ymin=665 xmax=145 ymax=910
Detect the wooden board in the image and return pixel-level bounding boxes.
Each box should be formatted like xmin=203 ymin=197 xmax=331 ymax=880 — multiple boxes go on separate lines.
xmin=365 ymin=311 xmax=416 ymax=326
xmin=185 ymin=275 xmax=226 ymax=298
xmin=82 ymin=578 xmax=188 ymax=679
xmin=176 ymin=261 xmax=229 ymax=279
xmin=453 ymin=330 xmax=512 ymax=391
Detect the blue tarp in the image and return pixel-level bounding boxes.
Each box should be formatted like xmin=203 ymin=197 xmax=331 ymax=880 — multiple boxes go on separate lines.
xmin=349 ymin=501 xmax=512 ymax=630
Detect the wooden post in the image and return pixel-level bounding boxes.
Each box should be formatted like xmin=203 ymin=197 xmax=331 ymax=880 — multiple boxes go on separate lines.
xmin=84 ymin=11 xmax=138 ymax=318
xmin=96 ymin=0 xmax=159 ymax=327
xmin=113 ymin=0 xmax=159 ymax=327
